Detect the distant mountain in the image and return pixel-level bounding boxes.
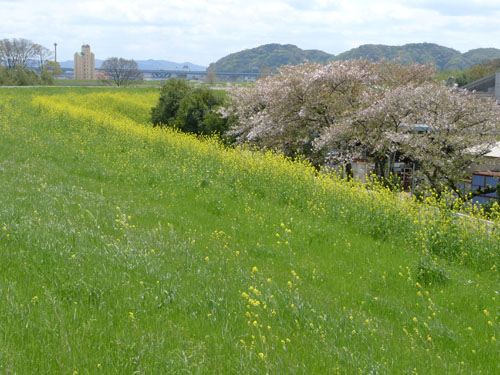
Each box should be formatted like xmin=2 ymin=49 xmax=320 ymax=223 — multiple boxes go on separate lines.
xmin=59 ymin=59 xmax=206 ymax=71
xmin=210 ymin=43 xmax=500 ymax=73
xmin=463 ymin=48 xmax=500 ymax=66
xmin=134 ymin=60 xmax=206 ymax=71
xmin=208 ymin=44 xmax=333 ymax=73
xmin=334 ymin=43 xmax=472 ymax=71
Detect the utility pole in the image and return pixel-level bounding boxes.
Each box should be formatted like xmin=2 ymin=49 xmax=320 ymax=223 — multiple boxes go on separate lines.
xmin=54 ymin=43 xmax=57 ymax=62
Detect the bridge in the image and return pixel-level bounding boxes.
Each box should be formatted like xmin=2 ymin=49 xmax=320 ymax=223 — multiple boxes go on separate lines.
xmin=60 ymin=67 xmax=260 ymax=82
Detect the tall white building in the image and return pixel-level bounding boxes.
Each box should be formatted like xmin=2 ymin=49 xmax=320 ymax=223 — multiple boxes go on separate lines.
xmin=74 ymin=44 xmax=95 ymax=80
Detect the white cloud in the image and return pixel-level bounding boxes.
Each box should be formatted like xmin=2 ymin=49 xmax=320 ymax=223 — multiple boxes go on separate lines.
xmin=1 ymin=0 xmax=500 ymax=65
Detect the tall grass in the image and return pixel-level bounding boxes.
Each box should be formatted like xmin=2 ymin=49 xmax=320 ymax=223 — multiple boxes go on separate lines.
xmin=0 ymin=87 xmax=499 ymax=374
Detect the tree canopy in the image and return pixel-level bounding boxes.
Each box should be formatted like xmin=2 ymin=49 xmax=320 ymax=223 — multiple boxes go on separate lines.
xmin=101 ymin=57 xmax=142 ymax=86
xmin=227 ymin=59 xmax=500 ymax=196
xmin=151 ymin=79 xmax=234 ymax=137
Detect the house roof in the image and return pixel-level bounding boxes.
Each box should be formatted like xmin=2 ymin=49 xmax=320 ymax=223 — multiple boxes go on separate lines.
xmin=473 ymin=171 xmax=500 ymax=177
xmin=462 ymin=73 xmax=496 ymax=92
xmin=486 ymin=143 xmax=500 ymax=158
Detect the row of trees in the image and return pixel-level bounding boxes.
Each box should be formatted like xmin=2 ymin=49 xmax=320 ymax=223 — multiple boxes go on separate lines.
xmin=225 ymin=59 xmax=500 ymax=197
xmin=0 ymin=38 xmax=144 ymax=86
xmin=0 ymin=38 xmax=61 ymax=85
xmin=0 ymin=38 xmax=53 ymax=70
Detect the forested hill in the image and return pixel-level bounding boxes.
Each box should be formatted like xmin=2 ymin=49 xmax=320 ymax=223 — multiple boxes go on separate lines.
xmin=334 ymin=43 xmax=500 ymax=71
xmin=463 ymin=48 xmax=500 ymax=66
xmin=208 ymin=44 xmax=333 ymax=73
xmin=209 ymin=43 xmax=500 ymax=72
xmin=334 ymin=43 xmax=462 ymax=70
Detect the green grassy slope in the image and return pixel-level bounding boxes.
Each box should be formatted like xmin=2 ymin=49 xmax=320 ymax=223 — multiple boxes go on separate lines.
xmin=0 ymin=88 xmax=499 ymax=374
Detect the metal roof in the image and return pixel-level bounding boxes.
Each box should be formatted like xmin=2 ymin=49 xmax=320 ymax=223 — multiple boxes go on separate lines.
xmin=473 ymin=171 xmax=500 ymax=177
xmin=486 ymin=143 xmax=500 ymax=158
xmin=462 ymin=72 xmax=497 ymax=92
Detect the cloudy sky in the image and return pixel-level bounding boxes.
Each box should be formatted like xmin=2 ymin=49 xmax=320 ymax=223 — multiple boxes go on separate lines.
xmin=2 ymin=0 xmax=500 ymax=66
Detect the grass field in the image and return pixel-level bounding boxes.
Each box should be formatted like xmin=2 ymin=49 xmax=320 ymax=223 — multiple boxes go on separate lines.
xmin=53 ymin=79 xmax=164 ymax=87
xmin=0 ymin=87 xmax=499 ymax=374
xmin=53 ymin=79 xmax=253 ymax=88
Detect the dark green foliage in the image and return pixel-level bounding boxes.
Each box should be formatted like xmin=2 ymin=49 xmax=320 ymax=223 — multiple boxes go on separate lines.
xmin=200 ymin=111 xmax=228 ymax=134
xmin=0 ymin=67 xmax=42 ymax=86
xmin=416 ymin=256 xmax=449 ymax=286
xmin=151 ymin=79 xmax=191 ymax=125
xmin=209 ymin=43 xmax=333 ymax=73
xmin=0 ymin=65 xmax=59 ymax=86
xmin=175 ymin=88 xmax=218 ymax=133
xmin=151 ymin=79 xmax=234 ymax=136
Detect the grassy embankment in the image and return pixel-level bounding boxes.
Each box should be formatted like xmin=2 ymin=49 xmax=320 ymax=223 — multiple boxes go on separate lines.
xmin=53 ymin=79 xmax=252 ymax=88
xmin=0 ymin=87 xmax=499 ymax=374
xmin=53 ymin=79 xmax=164 ymax=87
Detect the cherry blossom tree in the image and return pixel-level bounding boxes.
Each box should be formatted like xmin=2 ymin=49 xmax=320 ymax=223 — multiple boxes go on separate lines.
xmin=317 ymin=83 xmax=500 ymax=194
xmin=227 ymin=59 xmax=435 ymax=166
xmin=227 ymin=60 xmax=374 ymax=164
xmin=227 ymin=59 xmax=500 ymax=195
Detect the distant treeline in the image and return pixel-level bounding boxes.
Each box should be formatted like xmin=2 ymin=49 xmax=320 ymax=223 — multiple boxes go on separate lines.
xmin=0 ymin=38 xmax=61 ymax=86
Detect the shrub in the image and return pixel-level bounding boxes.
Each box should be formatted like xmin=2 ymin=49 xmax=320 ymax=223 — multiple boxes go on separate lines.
xmin=40 ymin=69 xmax=55 ymax=85
xmin=151 ymin=79 xmax=191 ymax=126
xmin=0 ymin=65 xmax=60 ymax=86
xmin=0 ymin=67 xmax=42 ymax=86
xmin=175 ymin=87 xmax=219 ymax=133
xmin=151 ymin=79 xmax=234 ymax=137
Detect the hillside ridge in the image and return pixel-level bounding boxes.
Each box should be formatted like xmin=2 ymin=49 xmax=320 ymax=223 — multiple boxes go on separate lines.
xmin=210 ymin=43 xmax=500 ymax=72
